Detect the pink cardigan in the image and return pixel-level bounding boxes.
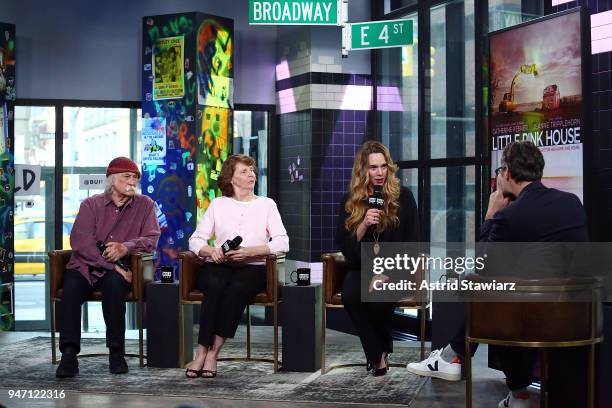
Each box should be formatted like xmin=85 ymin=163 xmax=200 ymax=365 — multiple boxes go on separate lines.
xmin=189 ymin=196 xmax=289 ymax=264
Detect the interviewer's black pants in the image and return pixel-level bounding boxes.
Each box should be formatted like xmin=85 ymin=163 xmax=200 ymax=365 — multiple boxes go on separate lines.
xmin=59 ymin=269 xmax=131 ymax=354
xmin=341 ymin=270 xmax=397 ymax=366
xmin=196 ymin=263 xmax=266 ymax=347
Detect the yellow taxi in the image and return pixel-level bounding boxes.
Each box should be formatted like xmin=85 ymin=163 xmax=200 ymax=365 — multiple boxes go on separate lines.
xmin=14 ymin=216 xmax=73 ymax=276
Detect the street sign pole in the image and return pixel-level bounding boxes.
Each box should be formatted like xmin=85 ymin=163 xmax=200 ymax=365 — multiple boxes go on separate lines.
xmin=341 ymin=0 xmax=349 ymax=57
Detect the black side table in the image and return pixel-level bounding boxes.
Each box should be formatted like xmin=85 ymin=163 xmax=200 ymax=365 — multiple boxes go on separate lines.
xmin=281 ymin=283 xmax=322 ymax=372
xmin=146 ymin=281 xmax=193 ymax=368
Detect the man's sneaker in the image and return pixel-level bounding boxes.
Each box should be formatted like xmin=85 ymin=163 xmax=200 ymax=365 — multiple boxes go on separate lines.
xmin=406 ymin=348 xmax=461 ymax=381
xmin=498 ymin=391 xmax=530 ymax=408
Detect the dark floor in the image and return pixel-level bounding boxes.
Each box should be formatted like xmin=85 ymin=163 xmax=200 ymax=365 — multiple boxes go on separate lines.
xmin=0 ymin=328 xmax=537 ymax=408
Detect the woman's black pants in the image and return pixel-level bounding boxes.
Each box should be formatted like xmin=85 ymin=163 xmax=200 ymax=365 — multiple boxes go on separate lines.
xmin=341 ymin=270 xmax=396 ymax=365
xmin=196 ymin=262 xmax=266 ymax=347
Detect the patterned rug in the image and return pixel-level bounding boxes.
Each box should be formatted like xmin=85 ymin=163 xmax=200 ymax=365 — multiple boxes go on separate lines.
xmin=0 ymin=337 xmax=427 ymax=405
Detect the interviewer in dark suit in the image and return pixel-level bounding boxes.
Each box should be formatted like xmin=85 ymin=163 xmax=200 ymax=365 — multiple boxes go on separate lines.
xmin=407 ymin=141 xmax=588 ymax=408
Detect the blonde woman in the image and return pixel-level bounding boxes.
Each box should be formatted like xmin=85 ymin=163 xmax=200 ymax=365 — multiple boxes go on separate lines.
xmin=336 ymin=141 xmax=419 ymax=376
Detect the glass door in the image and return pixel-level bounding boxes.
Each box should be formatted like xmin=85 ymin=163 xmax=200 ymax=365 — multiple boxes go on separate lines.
xmin=13 ymin=105 xmax=56 ymax=330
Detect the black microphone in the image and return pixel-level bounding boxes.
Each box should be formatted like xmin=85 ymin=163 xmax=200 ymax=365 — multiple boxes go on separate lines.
xmin=367 ymin=185 xmax=384 ymax=210
xmin=221 ymin=236 xmax=243 ymax=254
xmin=97 ymin=240 xmax=130 ymax=271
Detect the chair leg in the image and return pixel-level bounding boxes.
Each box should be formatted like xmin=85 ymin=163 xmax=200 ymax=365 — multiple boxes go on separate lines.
xmin=419 ymin=306 xmax=426 ymax=360
xmin=246 ymin=305 xmax=251 ymax=360
xmin=465 ymin=339 xmax=472 ymax=408
xmin=273 ymin=301 xmax=279 ymax=373
xmin=321 ymin=306 xmax=326 ymax=375
xmin=178 ymin=302 xmax=185 ymax=368
xmin=138 ymin=298 xmax=144 ymax=367
xmin=588 ymin=344 xmax=595 ymax=408
xmin=51 ymin=300 xmax=57 ymax=364
xmin=540 ymin=348 xmax=548 ymax=408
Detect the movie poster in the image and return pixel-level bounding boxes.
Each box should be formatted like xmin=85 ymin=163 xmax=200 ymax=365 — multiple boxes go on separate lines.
xmin=489 ymin=10 xmax=584 ymax=201
xmin=153 ymin=36 xmax=185 ymax=100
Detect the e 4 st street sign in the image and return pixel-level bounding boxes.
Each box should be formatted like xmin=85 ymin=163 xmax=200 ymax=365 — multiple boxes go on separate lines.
xmin=249 ymin=0 xmax=341 ymax=25
xmin=348 ymin=19 xmax=413 ymax=50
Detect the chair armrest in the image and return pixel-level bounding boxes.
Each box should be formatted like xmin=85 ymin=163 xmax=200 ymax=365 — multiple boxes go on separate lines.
xmin=322 ymin=252 xmax=346 ymax=304
xmin=49 ymin=250 xmax=72 ymax=299
xmin=130 ymin=252 xmax=154 ymax=301
xmin=265 ymin=254 xmax=282 ymax=301
xmin=179 ymin=251 xmax=204 ymax=302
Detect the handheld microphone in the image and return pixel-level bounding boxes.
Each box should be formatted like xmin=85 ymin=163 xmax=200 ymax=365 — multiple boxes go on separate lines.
xmin=367 ymin=185 xmax=384 ymax=210
xmin=221 ymin=236 xmax=243 ymax=254
xmin=97 ymin=240 xmax=130 ymax=271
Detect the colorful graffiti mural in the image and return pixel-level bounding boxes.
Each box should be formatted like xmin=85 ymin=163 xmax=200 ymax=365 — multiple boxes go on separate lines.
xmin=142 ymin=13 xmax=233 ymax=278
xmin=196 ymin=106 xmax=231 ymax=222
xmin=0 ymin=22 xmax=15 ymax=331
xmin=197 ymin=19 xmax=234 ymax=108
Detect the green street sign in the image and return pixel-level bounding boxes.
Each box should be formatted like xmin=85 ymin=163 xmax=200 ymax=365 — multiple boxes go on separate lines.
xmin=249 ymin=0 xmax=340 ymax=25
xmin=349 ymin=19 xmax=413 ymax=50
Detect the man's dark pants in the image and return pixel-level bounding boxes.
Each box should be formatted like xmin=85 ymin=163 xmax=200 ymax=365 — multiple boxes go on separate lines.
xmin=59 ymin=269 xmax=131 ymax=353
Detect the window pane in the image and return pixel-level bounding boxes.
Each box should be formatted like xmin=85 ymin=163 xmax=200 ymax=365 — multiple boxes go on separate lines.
xmin=400 ymin=168 xmax=418 ymax=204
xmin=13 ymin=105 xmax=56 ymax=322
xmin=384 ymin=0 xmax=417 ymax=14
xmin=429 ymin=0 xmax=475 ymax=159
xmin=489 ymin=0 xmax=543 ymax=32
xmin=377 ymin=12 xmax=418 ymax=161
xmin=430 ymin=166 xmax=475 ymax=244
xmin=63 ymin=107 xmax=133 ymax=167
xmin=14 ymin=106 xmax=55 ymax=165
xmin=234 ymin=110 xmax=269 ymax=197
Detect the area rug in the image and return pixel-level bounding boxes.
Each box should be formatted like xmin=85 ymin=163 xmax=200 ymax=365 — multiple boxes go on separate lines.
xmin=0 ymin=337 xmax=427 ymax=406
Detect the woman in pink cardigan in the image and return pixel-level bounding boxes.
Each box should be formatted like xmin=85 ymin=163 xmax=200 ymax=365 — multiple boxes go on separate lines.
xmin=186 ymin=154 xmax=289 ymax=378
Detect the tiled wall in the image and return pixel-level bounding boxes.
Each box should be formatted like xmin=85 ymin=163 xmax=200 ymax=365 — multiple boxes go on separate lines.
xmin=277 ymin=71 xmax=371 ymax=262
xmin=279 ymin=111 xmax=311 ymax=262
xmin=311 ymin=110 xmax=367 ymax=261
xmin=276 ymin=72 xmax=373 ymax=113
xmin=278 ymin=105 xmax=369 ymax=263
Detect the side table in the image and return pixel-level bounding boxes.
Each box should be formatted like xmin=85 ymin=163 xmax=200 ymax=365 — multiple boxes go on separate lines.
xmin=146 ymin=281 xmax=193 ymax=368
xmin=281 ymin=283 xmax=322 ymax=372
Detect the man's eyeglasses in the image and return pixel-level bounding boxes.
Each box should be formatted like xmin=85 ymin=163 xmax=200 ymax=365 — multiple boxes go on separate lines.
xmin=494 ymin=166 xmax=506 ymax=176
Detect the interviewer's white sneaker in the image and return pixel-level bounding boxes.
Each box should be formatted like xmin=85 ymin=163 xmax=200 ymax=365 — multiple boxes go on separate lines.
xmin=406 ymin=348 xmax=461 ymax=381
xmin=498 ymin=391 xmax=530 ymax=408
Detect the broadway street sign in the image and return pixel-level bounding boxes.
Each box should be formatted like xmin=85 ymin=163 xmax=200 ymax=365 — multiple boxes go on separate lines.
xmin=249 ymin=0 xmax=341 ymax=25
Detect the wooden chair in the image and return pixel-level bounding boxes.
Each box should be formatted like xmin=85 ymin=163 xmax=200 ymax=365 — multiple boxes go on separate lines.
xmin=178 ymin=251 xmax=284 ymax=372
xmin=49 ymin=250 xmax=154 ymax=367
xmin=464 ymin=274 xmax=604 ymax=408
xmin=320 ymin=252 xmax=429 ymax=374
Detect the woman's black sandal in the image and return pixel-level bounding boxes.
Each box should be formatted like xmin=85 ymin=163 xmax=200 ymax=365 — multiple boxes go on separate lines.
xmin=201 ymin=369 xmax=217 ymax=378
xmin=185 ymin=368 xmax=203 ymax=378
